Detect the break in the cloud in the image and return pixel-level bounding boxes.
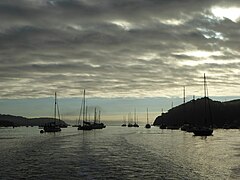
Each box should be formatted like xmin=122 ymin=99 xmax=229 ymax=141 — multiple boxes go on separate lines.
xmin=0 ymin=0 xmax=240 ymax=99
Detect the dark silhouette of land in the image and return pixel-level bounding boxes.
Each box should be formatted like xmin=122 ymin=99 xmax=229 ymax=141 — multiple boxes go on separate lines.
xmin=153 ymin=97 xmax=240 ymax=129
xmin=0 ymin=114 xmax=68 ymax=127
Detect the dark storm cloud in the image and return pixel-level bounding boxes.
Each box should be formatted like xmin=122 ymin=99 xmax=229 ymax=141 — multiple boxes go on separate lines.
xmin=0 ymin=0 xmax=240 ymax=98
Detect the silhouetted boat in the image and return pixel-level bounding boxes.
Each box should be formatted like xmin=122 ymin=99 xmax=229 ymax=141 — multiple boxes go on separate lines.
xmin=193 ymin=126 xmax=213 ymax=136
xmin=92 ymin=122 xmax=106 ymax=129
xmin=78 ymin=89 xmax=93 ymax=131
xmin=181 ymin=123 xmax=194 ymax=132
xmin=78 ymin=125 xmax=92 ymax=130
xmin=145 ymin=124 xmax=151 ymax=128
xmin=42 ymin=92 xmax=61 ymax=133
xmin=145 ymin=108 xmax=151 ymax=129
xmin=43 ymin=121 xmax=61 ymax=132
xmin=159 ymin=124 xmax=167 ymax=129
xmin=128 ymin=123 xmax=133 ymax=127
xmin=121 ymin=115 xmax=127 ymax=127
xmin=78 ymin=124 xmax=92 ymax=130
xmin=127 ymin=113 xmax=133 ymax=127
xmin=133 ymin=123 xmax=139 ymax=127
xmin=91 ymin=109 xmax=106 ymax=129
xmin=59 ymin=123 xmax=68 ymax=128
xmin=181 ymin=86 xmax=191 ymax=132
xmin=193 ymin=74 xmax=213 ymax=136
xmin=133 ymin=108 xmax=139 ymax=127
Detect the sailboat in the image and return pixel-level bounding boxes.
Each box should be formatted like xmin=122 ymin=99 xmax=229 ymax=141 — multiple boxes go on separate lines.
xmin=159 ymin=109 xmax=167 ymax=129
xmin=193 ymin=74 xmax=213 ymax=136
xmin=145 ymin=108 xmax=151 ymax=129
xmin=121 ymin=115 xmax=127 ymax=127
xmin=41 ymin=92 xmax=61 ymax=133
xmin=133 ymin=108 xmax=139 ymax=127
xmin=181 ymin=86 xmax=194 ymax=132
xmin=127 ymin=113 xmax=133 ymax=127
xmin=92 ymin=109 xmax=106 ymax=129
xmin=78 ymin=89 xmax=93 ymax=131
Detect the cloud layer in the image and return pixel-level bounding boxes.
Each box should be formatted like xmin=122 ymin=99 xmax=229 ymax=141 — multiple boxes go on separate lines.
xmin=0 ymin=0 xmax=240 ymax=98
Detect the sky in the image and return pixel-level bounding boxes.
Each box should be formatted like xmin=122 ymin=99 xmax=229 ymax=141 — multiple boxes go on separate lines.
xmin=0 ymin=0 xmax=240 ymax=124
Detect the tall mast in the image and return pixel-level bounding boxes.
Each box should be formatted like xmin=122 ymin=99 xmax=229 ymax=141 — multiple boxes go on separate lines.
xmin=147 ymin=108 xmax=149 ymax=124
xmin=83 ymin=89 xmax=85 ymax=123
xmin=134 ymin=108 xmax=136 ymax=123
xmin=204 ymin=74 xmax=207 ymax=113
xmin=86 ymin=106 xmax=88 ymax=122
xmin=94 ymin=107 xmax=97 ymax=123
xmin=203 ymin=73 xmax=208 ymax=125
xmin=57 ymin=99 xmax=61 ymax=122
xmin=54 ymin=92 xmax=57 ymax=121
xmin=98 ymin=110 xmax=101 ymax=123
xmin=78 ymin=102 xmax=82 ymax=125
xmin=205 ymin=74 xmax=213 ymax=127
xmin=204 ymin=73 xmax=207 ymax=98
xmin=183 ymin=86 xmax=186 ymax=104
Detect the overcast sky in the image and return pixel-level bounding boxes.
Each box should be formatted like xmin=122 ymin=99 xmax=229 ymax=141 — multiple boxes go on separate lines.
xmin=0 ymin=0 xmax=240 ymax=121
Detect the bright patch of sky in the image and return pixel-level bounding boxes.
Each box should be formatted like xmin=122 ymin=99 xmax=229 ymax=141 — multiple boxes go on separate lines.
xmin=174 ymin=50 xmax=223 ymax=58
xmin=68 ymin=24 xmax=83 ymax=31
xmin=153 ymin=17 xmax=186 ymax=26
xmin=111 ymin=20 xmax=133 ymax=31
xmin=162 ymin=19 xmax=184 ymax=25
xmin=211 ymin=7 xmax=240 ymax=22
xmin=138 ymin=52 xmax=159 ymax=61
xmin=180 ymin=59 xmax=240 ymax=67
xmin=85 ymin=63 xmax=100 ymax=68
xmin=197 ymin=28 xmax=226 ymax=40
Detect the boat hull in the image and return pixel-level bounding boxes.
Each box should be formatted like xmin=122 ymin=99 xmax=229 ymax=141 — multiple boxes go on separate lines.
xmin=43 ymin=122 xmax=61 ymax=132
xmin=159 ymin=124 xmax=167 ymax=129
xmin=145 ymin=124 xmax=151 ymax=128
xmin=43 ymin=126 xmax=61 ymax=132
xmin=92 ymin=123 xmax=106 ymax=129
xmin=181 ymin=124 xmax=194 ymax=132
xmin=193 ymin=127 xmax=213 ymax=136
xmin=77 ymin=125 xmax=93 ymax=131
xmin=128 ymin=124 xmax=133 ymax=127
xmin=133 ymin=123 xmax=139 ymax=127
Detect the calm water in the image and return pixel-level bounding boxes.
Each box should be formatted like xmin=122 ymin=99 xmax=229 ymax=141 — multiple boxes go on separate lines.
xmin=0 ymin=126 xmax=239 ymax=179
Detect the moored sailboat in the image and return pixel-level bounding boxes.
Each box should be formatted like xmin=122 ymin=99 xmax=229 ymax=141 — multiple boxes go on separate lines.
xmin=91 ymin=109 xmax=106 ymax=129
xmin=145 ymin=108 xmax=151 ymax=129
xmin=133 ymin=108 xmax=139 ymax=127
xmin=121 ymin=115 xmax=127 ymax=127
xmin=78 ymin=89 xmax=93 ymax=131
xmin=127 ymin=112 xmax=133 ymax=127
xmin=41 ymin=92 xmax=61 ymax=133
xmin=193 ymin=74 xmax=213 ymax=136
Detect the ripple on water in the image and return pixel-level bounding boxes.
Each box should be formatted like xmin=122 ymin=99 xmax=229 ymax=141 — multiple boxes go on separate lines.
xmin=0 ymin=127 xmax=239 ymax=179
